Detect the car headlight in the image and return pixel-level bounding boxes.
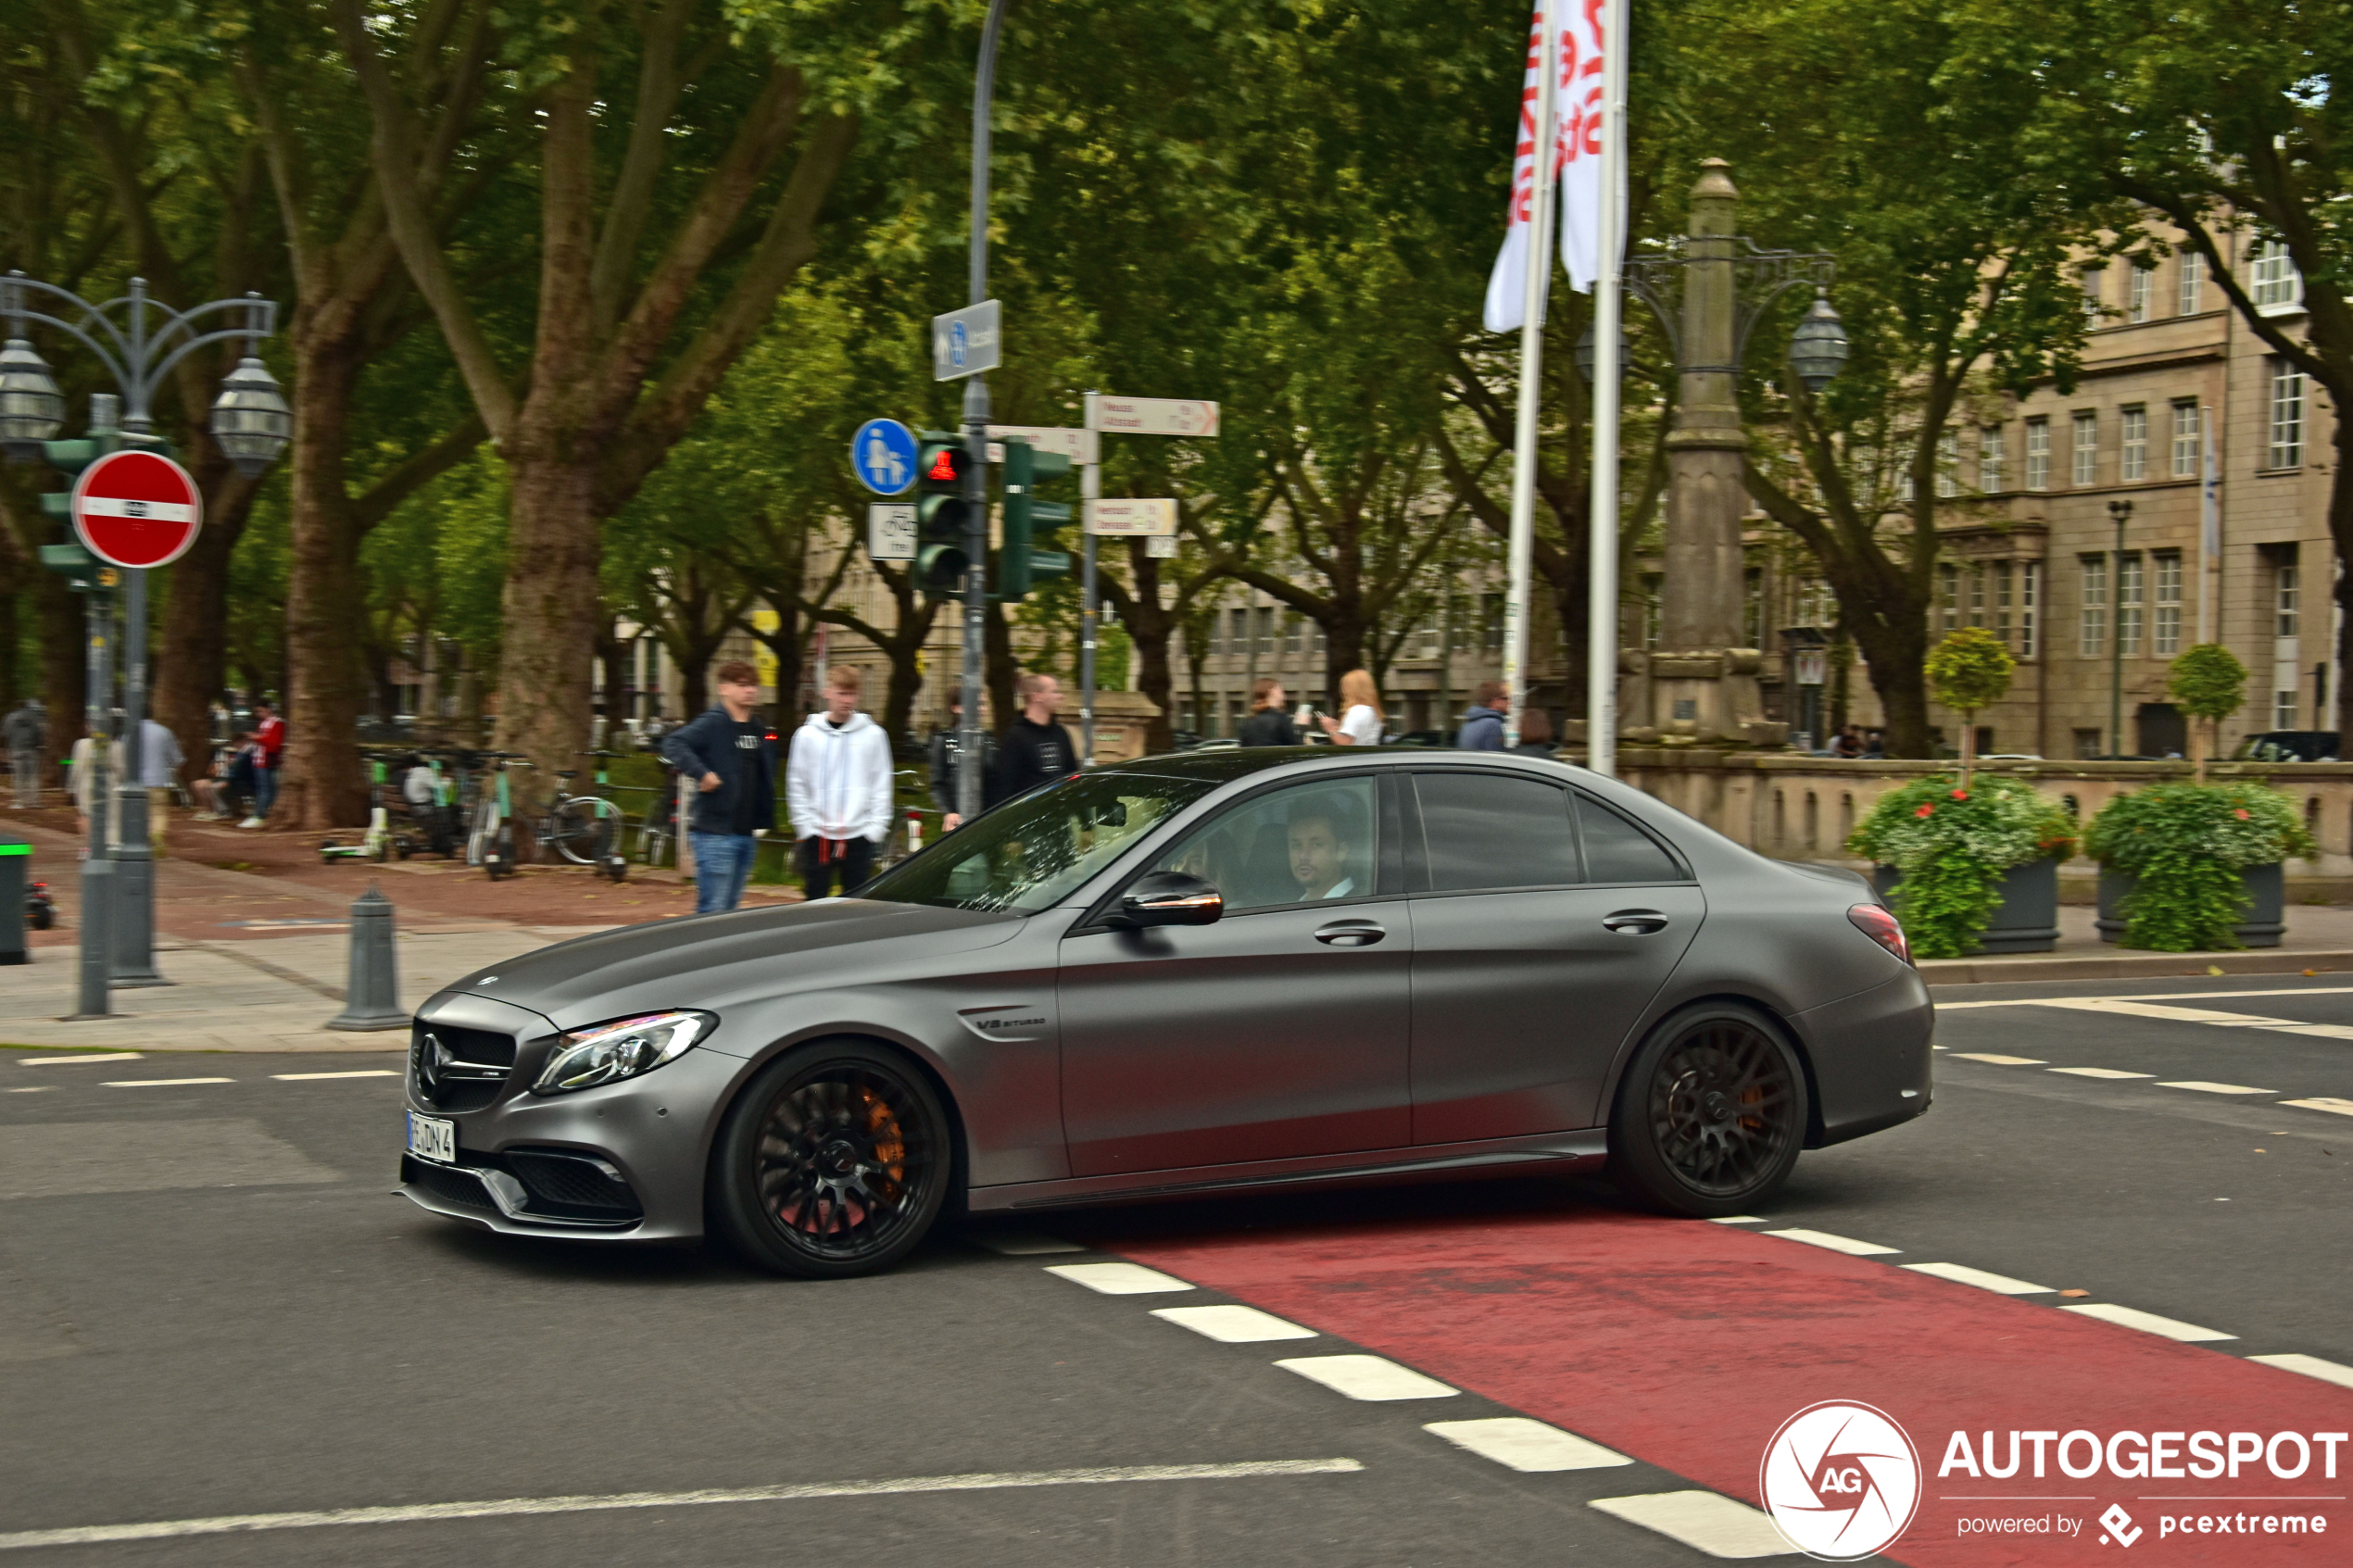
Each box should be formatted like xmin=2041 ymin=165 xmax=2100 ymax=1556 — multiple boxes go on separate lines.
xmin=532 ymin=1011 xmax=715 ymax=1095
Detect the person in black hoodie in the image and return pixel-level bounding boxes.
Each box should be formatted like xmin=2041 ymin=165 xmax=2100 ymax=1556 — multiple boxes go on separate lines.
xmin=988 ymin=672 xmax=1081 ymax=808
xmin=659 ymin=660 xmax=777 ymax=913
xmin=1235 ymin=678 xmax=1301 ymax=746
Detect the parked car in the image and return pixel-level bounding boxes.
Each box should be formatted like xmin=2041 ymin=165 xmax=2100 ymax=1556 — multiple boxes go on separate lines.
xmin=2233 ymin=731 xmax=2340 ymax=763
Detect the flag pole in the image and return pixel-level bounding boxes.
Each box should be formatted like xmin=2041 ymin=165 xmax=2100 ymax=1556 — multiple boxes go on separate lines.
xmin=1585 ymin=0 xmax=1628 ymax=777
xmin=1503 ymin=6 xmax=1561 ymax=750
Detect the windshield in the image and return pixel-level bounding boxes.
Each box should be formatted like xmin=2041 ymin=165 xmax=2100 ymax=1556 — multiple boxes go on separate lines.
xmin=860 ymin=772 xmax=1215 ymax=914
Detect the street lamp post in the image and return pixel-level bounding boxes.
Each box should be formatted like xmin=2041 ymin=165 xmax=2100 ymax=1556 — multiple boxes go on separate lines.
xmin=1 ymin=270 xmax=290 ymax=1007
xmin=956 ymin=0 xmax=1011 ymax=823
xmin=2108 ymin=498 xmax=2133 ymax=759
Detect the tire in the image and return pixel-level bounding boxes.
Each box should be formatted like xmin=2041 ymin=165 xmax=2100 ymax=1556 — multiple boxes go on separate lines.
xmin=487 ymin=822 xmax=517 ymax=880
xmin=29 ymin=905 xmax=53 ymax=931
xmin=466 ymin=801 xmax=496 ymax=867
xmin=708 ymin=1040 xmax=952 ymax=1279
xmin=547 ymin=798 xmax=602 ymax=865
xmin=1609 ymin=1003 xmax=1808 ymax=1219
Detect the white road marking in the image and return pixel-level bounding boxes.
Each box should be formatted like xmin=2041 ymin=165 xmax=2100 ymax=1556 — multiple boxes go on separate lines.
xmin=1151 ymin=1305 xmax=1316 ymax=1343
xmin=0 ymin=1460 xmax=1365 ymax=1551
xmin=1274 ymin=1354 xmax=1457 ymax=1401
xmin=102 ymin=1078 xmax=234 ymax=1088
xmin=1425 ymin=1418 xmax=1631 ymax=1472
xmin=8 ymin=1086 xmax=59 ymax=1094
xmin=1043 ymin=1262 xmax=1193 ymax=1295
xmin=2158 ymin=1081 xmax=2275 ymax=1096
xmin=271 ymin=1071 xmax=398 ymax=1081
xmin=1762 ymin=1228 xmax=1900 ymax=1257
xmin=1902 ymin=1261 xmax=2055 ymax=1295
xmin=1706 ymin=1215 xmax=1766 ymax=1224
xmin=975 ymin=1233 xmax=1086 ymax=1255
xmin=1952 ymin=1053 xmax=2046 ymax=1065
xmin=2047 ymin=1067 xmax=2156 ymax=1079
xmin=17 ymin=1052 xmax=144 ymax=1066
xmin=1589 ymin=1490 xmax=1794 ymax=1558
xmin=2058 ymin=1303 xmax=2236 ymax=1342
xmin=1950 ymin=994 xmax=2353 ymax=1046
xmin=2246 ymin=1353 xmax=2353 ymax=1391
xmin=1942 ymin=985 xmax=2353 ymax=1009
xmin=2280 ymin=1097 xmax=2353 ymax=1118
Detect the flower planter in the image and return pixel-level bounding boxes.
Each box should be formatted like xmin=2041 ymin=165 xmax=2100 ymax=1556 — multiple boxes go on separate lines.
xmin=2095 ymin=861 xmax=2284 ymax=948
xmin=1871 ymin=856 xmax=2060 ymax=954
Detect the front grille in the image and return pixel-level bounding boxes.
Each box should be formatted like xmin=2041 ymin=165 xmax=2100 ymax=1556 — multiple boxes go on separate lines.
xmin=402 ymin=1154 xmax=494 ymax=1211
xmin=506 ymin=1150 xmax=644 ymax=1220
xmin=409 ymin=1022 xmax=517 ymax=1111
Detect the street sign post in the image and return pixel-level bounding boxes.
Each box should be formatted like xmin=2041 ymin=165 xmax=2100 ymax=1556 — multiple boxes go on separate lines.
xmin=869 ymin=503 xmax=917 ymax=561
xmin=1088 ymin=395 xmax=1220 ymax=438
xmin=1086 ymin=498 xmax=1177 ymax=535
xmin=932 ymin=299 xmax=1002 ymax=381
xmin=69 ymin=449 xmax=203 ymax=568
xmin=849 ymin=419 xmax=920 ymax=495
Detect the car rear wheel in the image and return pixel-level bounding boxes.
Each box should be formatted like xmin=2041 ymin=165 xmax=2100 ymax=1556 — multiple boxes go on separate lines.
xmin=709 ymin=1041 xmax=951 ymax=1279
xmin=1609 ymin=1005 xmax=1807 ymax=1218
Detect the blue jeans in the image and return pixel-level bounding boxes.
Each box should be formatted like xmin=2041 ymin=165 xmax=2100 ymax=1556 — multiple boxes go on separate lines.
xmin=690 ymin=832 xmax=758 ymax=914
xmin=253 ymin=765 xmax=279 ymax=819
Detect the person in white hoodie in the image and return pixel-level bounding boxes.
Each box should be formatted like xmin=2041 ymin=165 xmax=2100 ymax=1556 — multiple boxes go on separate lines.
xmin=786 ymin=665 xmax=894 ymax=899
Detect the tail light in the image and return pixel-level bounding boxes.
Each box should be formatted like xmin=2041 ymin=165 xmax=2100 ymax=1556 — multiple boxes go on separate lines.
xmin=1848 ymin=902 xmax=1910 ymax=964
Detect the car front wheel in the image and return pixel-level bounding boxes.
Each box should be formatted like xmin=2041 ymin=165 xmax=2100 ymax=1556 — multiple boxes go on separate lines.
xmin=709 ymin=1040 xmax=951 ymax=1279
xmin=1610 ymin=1004 xmax=1807 ymax=1218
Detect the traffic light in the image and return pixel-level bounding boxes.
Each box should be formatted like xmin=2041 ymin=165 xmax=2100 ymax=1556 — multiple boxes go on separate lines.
xmin=912 ymin=433 xmax=972 ymax=593
xmin=999 ymin=437 xmax=1074 ymax=601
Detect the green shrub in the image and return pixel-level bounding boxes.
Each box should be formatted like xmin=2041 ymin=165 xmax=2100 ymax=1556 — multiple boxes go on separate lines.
xmin=2084 ymin=783 xmax=2313 ymax=950
xmin=1846 ymin=774 xmax=2076 ymax=960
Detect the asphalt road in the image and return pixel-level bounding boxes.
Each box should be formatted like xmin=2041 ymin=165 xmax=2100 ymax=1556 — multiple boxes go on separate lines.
xmin=2 ymin=974 xmax=2349 ymax=1566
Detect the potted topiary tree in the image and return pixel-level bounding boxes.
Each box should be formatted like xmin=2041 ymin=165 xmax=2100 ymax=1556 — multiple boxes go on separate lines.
xmin=2168 ymin=642 xmax=2249 ymax=784
xmin=2087 ymin=782 xmax=2311 ymax=949
xmin=1925 ymin=626 xmax=2015 ymax=787
xmin=1849 ymin=773 xmax=2076 ymax=959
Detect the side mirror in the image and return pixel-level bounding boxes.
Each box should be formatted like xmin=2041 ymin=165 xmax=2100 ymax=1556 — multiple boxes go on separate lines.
xmin=1115 ymin=870 xmax=1224 ymax=928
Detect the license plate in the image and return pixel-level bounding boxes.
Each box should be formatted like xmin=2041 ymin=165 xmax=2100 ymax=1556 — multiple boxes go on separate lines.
xmin=406 ymin=1110 xmax=457 ymax=1164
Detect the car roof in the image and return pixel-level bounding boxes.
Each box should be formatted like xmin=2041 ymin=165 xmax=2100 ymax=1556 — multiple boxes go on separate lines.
xmin=1098 ymin=746 xmax=1582 ymax=786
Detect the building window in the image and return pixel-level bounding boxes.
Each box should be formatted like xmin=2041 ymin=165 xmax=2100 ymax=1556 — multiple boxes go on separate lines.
xmin=2082 ymin=265 xmax=2106 ymax=322
xmin=2178 ymin=249 xmax=2204 ymax=315
xmin=2269 ymin=359 xmax=2306 ymax=469
xmin=2171 ymin=401 xmax=2200 ymax=479
xmin=2074 ymin=728 xmax=2105 ymax=760
xmin=1641 ymin=574 xmax=1663 ymax=650
xmin=2275 ymin=554 xmax=2299 ymax=637
xmin=1935 ymin=429 xmax=1959 ymax=497
xmin=1283 ymin=612 xmax=1303 ymax=657
xmin=2071 ymin=411 xmax=2098 ymax=486
xmin=1994 ymin=561 xmax=2014 ymax=646
xmin=1966 ymin=563 xmax=1986 ymax=627
xmin=2025 ymin=418 xmax=2050 ymax=490
xmin=2117 ymin=551 xmax=2143 ymax=656
xmin=2019 ymin=560 xmax=2040 ymax=659
xmin=2079 ymin=556 xmax=2108 ymax=657
xmin=2276 ymin=689 xmax=2298 ymax=729
xmin=1793 ymin=576 xmax=1835 ymax=629
xmin=1744 ymin=567 xmax=1765 ymax=647
xmin=2153 ymin=552 xmax=2183 ymax=657
xmin=2251 ymin=239 xmax=2300 ymax=311
xmin=1229 ymin=606 xmax=1252 ymax=659
xmin=1979 ymin=425 xmax=2007 ymax=492
xmin=2128 ymin=264 xmax=2155 ymax=322
xmin=2120 ymin=406 xmax=2147 ymax=481
xmin=1937 ymin=563 xmax=1959 ymax=633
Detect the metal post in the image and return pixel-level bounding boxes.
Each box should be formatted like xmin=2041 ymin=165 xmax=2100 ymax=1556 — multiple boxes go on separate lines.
xmin=1080 ymin=390 xmax=1101 ymax=762
xmin=73 ymin=586 xmax=113 ymax=1018
xmin=328 ymin=884 xmax=408 ymax=1031
xmin=956 ymin=0 xmax=1012 ymax=823
xmin=112 ymin=563 xmax=163 ymax=985
xmin=2198 ymin=410 xmax=2220 ymax=646
xmin=2108 ymin=499 xmax=2131 ymax=758
xmin=1502 ymin=3 xmax=1561 ymax=750
xmin=1585 ymin=0 xmax=1629 ymax=776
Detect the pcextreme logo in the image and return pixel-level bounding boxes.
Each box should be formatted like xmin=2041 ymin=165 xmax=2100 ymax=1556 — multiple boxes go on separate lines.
xmin=1760 ymin=1400 xmax=1924 ymax=1561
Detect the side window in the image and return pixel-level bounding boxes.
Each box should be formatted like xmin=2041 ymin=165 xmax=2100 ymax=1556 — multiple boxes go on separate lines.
xmin=1414 ymin=772 xmax=1579 ymax=892
xmin=1575 ymin=795 xmax=1684 ymax=883
xmin=1155 ymin=776 xmax=1380 ymax=912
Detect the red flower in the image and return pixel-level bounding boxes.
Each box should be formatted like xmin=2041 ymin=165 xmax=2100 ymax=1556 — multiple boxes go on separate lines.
xmin=1915 ymin=804 xmax=1935 ymax=818
xmin=1950 ymin=788 xmax=1969 ymax=800
xmin=2233 ymin=808 xmax=2251 ymax=820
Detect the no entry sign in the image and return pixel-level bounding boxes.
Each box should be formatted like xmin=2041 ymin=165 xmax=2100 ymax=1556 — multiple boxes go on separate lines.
xmin=70 ymin=449 xmax=204 ymax=569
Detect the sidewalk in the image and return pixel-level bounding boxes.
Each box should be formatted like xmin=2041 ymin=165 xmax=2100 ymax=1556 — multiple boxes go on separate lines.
xmin=1916 ymin=902 xmax=2353 ymax=985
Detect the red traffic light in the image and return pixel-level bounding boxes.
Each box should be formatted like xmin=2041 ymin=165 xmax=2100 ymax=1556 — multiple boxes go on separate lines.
xmin=922 ymin=444 xmax=967 ymax=485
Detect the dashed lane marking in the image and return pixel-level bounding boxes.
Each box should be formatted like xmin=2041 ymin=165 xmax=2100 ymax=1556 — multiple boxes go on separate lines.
xmin=7 ymin=1087 xmax=58 ymax=1094
xmin=2247 ymin=1353 xmax=2353 ymax=1391
xmin=2280 ymin=1097 xmax=2353 ymax=1117
xmin=2057 ymin=1302 xmax=2237 ymax=1343
xmin=976 ymin=1233 xmax=1087 ymax=1255
xmin=0 ymin=1461 xmax=1367 ymax=1552
xmin=271 ymin=1071 xmax=398 ymax=1081
xmin=2158 ymin=1080 xmax=2276 ymax=1096
xmin=1944 ymin=985 xmax=2353 ymax=1008
xmin=1151 ymin=1305 xmax=1317 ymax=1343
xmin=1588 ymin=1490 xmax=1793 ymax=1559
xmin=1706 ymin=1216 xmax=1765 ymax=1224
xmin=16 ymin=1053 xmax=143 ymax=1066
xmin=1275 ymin=1354 xmax=1458 ymax=1402
xmin=2047 ymin=1066 xmax=2156 ymax=1079
xmin=1952 ymin=1053 xmax=2046 ymax=1065
xmin=1424 ymin=1418 xmax=1631 ymax=1473
xmin=1043 ymin=1261 xmax=1194 ymax=1295
xmin=1901 ymin=1261 xmax=2055 ymax=1295
xmin=1760 ymin=1228 xmax=1899 ymax=1256
xmin=101 ymin=1078 xmax=234 ymax=1088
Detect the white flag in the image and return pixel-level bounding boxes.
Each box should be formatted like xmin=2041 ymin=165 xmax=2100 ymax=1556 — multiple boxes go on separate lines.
xmin=1483 ymin=2 xmax=1614 ymax=332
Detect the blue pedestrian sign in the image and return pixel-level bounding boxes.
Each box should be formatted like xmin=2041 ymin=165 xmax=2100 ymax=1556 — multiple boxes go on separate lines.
xmin=849 ymin=419 xmax=920 ymax=496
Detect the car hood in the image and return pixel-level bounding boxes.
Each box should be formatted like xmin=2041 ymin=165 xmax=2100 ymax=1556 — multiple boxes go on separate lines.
xmin=431 ymin=898 xmax=1023 ymax=1032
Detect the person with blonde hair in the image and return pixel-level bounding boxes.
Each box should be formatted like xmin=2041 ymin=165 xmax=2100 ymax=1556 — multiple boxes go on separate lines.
xmin=1316 ymin=669 xmax=1384 ymax=746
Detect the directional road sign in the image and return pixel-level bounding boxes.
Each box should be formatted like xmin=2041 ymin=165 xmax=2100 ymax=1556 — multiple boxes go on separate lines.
xmin=1086 ymin=498 xmax=1178 ymax=536
xmin=849 ymin=419 xmax=920 ymax=495
xmin=932 ymin=299 xmax=1002 ymax=381
xmin=1088 ymin=395 xmax=1220 ymax=438
xmin=70 ymin=449 xmax=203 ymax=569
xmin=987 ymin=424 xmax=1098 ymax=465
xmin=869 ymin=503 xmax=917 ymax=561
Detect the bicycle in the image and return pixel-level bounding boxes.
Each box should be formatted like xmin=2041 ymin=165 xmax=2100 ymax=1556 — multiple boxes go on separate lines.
xmin=530 ymin=753 xmax=632 ymax=882
xmin=465 ymin=752 xmax=529 ymax=880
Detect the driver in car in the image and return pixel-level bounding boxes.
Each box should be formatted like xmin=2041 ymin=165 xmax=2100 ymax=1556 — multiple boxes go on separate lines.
xmin=1288 ymin=803 xmax=1354 ymax=900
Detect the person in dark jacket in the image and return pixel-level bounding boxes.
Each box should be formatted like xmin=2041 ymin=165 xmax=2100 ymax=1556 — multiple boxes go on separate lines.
xmin=1235 ymin=678 xmax=1301 ymax=746
xmin=988 ymin=672 xmax=1081 ymax=808
xmin=928 ymin=697 xmax=997 ymax=831
xmin=1456 ymin=680 xmax=1508 ymax=749
xmin=659 ymin=659 xmax=778 ymax=914
xmin=1512 ymin=706 xmax=1558 ymax=756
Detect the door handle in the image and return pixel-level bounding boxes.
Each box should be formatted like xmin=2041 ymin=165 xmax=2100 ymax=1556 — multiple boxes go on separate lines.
xmin=1314 ymin=921 xmax=1387 ymax=947
xmin=1602 ymin=909 xmax=1669 ymax=935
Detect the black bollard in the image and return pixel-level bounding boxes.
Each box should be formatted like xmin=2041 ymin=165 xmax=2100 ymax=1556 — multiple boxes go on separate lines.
xmin=327 ymin=884 xmax=409 ymax=1031
xmin=0 ymin=833 xmax=27 ymax=966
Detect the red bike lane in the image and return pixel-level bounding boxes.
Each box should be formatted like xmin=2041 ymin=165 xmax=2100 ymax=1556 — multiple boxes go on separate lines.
xmin=1106 ymin=1208 xmax=2352 ymax=1565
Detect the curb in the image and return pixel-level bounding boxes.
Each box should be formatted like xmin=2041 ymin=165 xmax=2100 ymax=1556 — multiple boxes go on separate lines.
xmin=1920 ymin=948 xmax=2353 ymax=987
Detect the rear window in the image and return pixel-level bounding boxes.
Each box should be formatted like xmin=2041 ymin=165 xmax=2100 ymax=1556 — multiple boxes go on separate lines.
xmin=1576 ymin=795 xmax=1684 ymax=883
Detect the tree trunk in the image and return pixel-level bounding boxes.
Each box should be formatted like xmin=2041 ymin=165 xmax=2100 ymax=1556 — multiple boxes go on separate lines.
xmin=985 ymin=599 xmax=1016 ymax=740
xmin=1856 ymin=616 xmax=1933 ymax=759
xmin=0 ymin=584 xmax=18 ymax=710
xmin=596 ymin=621 xmax=629 ymax=742
xmin=1957 ymin=710 xmax=1977 ymax=789
xmin=494 ymin=450 xmax=603 ymax=784
xmin=277 ymin=335 xmax=371 ymax=830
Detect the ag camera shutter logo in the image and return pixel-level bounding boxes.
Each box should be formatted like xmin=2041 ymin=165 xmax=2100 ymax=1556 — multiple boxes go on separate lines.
xmin=1760 ymin=1400 xmax=1922 ymax=1560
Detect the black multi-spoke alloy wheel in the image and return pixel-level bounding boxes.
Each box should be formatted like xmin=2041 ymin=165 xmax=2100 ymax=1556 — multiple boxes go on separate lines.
xmin=1609 ymin=1004 xmax=1808 ymax=1218
xmin=710 ymin=1041 xmax=951 ymax=1278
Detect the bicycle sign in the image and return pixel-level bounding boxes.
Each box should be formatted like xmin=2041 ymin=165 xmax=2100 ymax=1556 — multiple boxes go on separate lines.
xmin=849 ymin=419 xmax=920 ymax=496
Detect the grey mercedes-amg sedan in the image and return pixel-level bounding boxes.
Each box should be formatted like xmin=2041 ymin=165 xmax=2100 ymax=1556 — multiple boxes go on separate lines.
xmin=400 ymin=748 xmax=1931 ymax=1277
